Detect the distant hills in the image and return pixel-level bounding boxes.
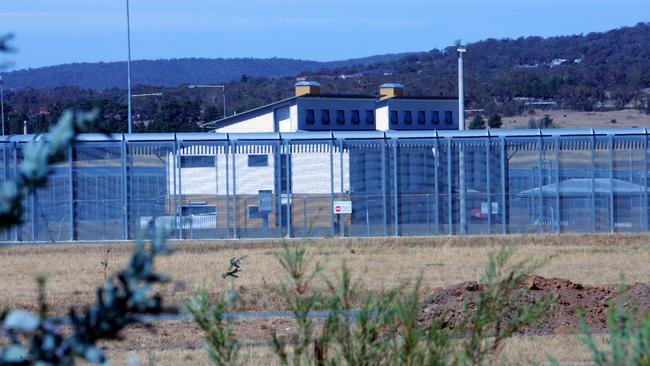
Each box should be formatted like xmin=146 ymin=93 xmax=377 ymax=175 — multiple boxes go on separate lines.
xmin=0 ymin=53 xmax=417 ymax=90
xmin=1 ymin=22 xmax=649 ymax=135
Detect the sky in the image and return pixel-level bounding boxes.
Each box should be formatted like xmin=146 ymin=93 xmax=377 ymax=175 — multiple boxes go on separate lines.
xmin=1 ymin=0 xmax=648 ymax=71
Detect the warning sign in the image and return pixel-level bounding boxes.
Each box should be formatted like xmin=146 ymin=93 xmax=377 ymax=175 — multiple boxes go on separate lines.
xmin=333 ymin=201 xmax=352 ymax=214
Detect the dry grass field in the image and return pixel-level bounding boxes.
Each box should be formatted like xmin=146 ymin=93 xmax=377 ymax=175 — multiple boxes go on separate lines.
xmin=470 ymin=108 xmax=650 ymax=129
xmin=1 ymin=233 xmax=648 ymax=364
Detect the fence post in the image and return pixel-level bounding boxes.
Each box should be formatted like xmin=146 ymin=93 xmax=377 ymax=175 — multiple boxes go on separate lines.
xmin=641 ymin=135 xmax=648 ymax=231
xmin=340 ymin=139 xmax=345 ymax=237
xmin=121 ymin=139 xmax=128 ymax=240
xmin=381 ymin=139 xmax=387 ymax=236
xmin=286 ymin=140 xmax=292 ymax=238
xmin=232 ymin=141 xmax=237 ymax=239
xmin=225 ymin=141 xmax=230 ymax=239
xmin=447 ymin=140 xmax=453 ymax=235
xmin=486 ymin=138 xmax=492 ymax=234
xmin=392 ymin=140 xmax=398 ymax=237
xmin=68 ymin=145 xmax=74 ymax=241
xmin=609 ymin=136 xmax=614 ymax=233
xmin=537 ymin=135 xmax=544 ymax=233
xmin=500 ymin=137 xmax=507 ymax=234
xmin=329 ymin=139 xmax=335 ymax=236
xmin=555 ymin=136 xmax=561 ymax=233
xmin=591 ymin=135 xmax=597 ymax=232
xmin=433 ymin=138 xmax=440 ymax=235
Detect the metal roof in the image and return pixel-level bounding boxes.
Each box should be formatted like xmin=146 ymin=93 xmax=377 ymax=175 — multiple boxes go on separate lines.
xmin=519 ymin=178 xmax=647 ymax=197
xmin=3 ymin=128 xmax=650 ymax=144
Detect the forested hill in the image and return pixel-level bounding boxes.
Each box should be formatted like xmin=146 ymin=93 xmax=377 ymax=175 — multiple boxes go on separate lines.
xmin=0 ymin=53 xmax=416 ymax=90
xmin=311 ymin=22 xmax=650 ymax=111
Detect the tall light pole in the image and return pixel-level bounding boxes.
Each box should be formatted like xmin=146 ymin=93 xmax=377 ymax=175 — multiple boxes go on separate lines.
xmin=457 ymin=45 xmax=466 ymax=131
xmin=126 ymin=0 xmax=133 ymax=134
xmin=188 ymin=84 xmax=227 ymax=118
xmin=0 ymin=75 xmax=5 ymax=136
xmin=457 ymin=44 xmax=467 ymax=234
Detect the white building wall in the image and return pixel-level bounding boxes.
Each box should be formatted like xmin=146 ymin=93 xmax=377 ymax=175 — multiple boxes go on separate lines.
xmin=168 ymin=151 xmax=349 ymax=196
xmin=276 ymin=106 xmax=291 ymax=132
xmin=215 ymin=112 xmax=275 ymax=133
xmin=376 ymin=105 xmax=389 ymax=131
xmin=289 ymin=105 xmax=298 ymax=132
xmin=291 ymin=152 xmax=349 ymax=194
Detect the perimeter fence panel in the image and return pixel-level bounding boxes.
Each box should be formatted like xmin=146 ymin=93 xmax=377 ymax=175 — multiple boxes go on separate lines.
xmin=4 ymin=130 xmax=650 ymax=242
xmin=612 ymin=135 xmax=645 ymax=232
xmin=505 ymin=137 xmax=542 ymax=234
xmin=127 ymin=142 xmax=173 ymax=239
xmin=393 ymin=139 xmax=438 ymax=236
xmin=232 ymin=141 xmax=282 ymax=239
xmin=71 ymin=143 xmax=123 ymax=241
xmin=174 ymin=141 xmax=229 ymax=239
xmin=593 ymin=137 xmax=612 ymax=232
xmin=290 ymin=140 xmax=337 ymax=237
xmin=558 ymin=136 xmax=593 ymax=233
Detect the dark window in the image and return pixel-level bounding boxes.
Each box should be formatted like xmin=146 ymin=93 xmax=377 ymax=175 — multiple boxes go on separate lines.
xmin=390 ymin=110 xmax=399 ymax=125
xmin=351 ymin=110 xmax=360 ymax=125
xmin=444 ymin=111 xmax=453 ymax=124
xmin=180 ymin=156 xmax=214 ymax=168
xmin=321 ymin=110 xmax=330 ymax=125
xmin=182 ymin=205 xmax=215 ymax=215
xmin=404 ymin=111 xmax=412 ymax=125
xmin=247 ymin=154 xmax=268 ymax=167
xmin=305 ymin=109 xmax=315 ymax=125
xmin=418 ymin=111 xmax=426 ymax=125
xmin=365 ymin=110 xmax=375 ymax=125
xmin=336 ymin=110 xmax=345 ymax=125
xmin=431 ymin=111 xmax=440 ymax=125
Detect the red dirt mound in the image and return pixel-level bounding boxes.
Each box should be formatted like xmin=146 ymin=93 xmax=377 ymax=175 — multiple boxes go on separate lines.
xmin=417 ymin=276 xmax=650 ymax=335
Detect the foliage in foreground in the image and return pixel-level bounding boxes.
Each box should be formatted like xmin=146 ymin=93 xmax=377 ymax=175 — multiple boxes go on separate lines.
xmin=555 ymin=286 xmax=650 ymax=366
xmin=0 ymin=107 xmax=175 ymax=365
xmin=189 ymin=245 xmax=547 ymax=366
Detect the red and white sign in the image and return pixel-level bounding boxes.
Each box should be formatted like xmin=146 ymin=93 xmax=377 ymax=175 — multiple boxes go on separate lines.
xmin=333 ymin=201 xmax=352 ymax=214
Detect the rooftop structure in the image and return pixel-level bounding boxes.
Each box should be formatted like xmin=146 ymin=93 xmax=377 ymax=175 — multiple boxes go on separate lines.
xmin=202 ymin=82 xmax=459 ymax=133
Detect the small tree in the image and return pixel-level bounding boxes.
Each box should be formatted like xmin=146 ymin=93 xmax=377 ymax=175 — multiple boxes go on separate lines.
xmin=488 ymin=113 xmax=503 ymax=129
xmin=469 ymin=115 xmax=486 ymax=130
xmin=538 ymin=114 xmax=554 ymax=128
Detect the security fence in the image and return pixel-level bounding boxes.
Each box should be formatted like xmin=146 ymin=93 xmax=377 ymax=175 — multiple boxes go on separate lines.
xmin=2 ymin=128 xmax=649 ymax=242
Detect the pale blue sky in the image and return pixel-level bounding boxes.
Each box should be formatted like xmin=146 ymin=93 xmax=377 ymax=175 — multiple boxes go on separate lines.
xmin=2 ymin=0 xmax=648 ymax=70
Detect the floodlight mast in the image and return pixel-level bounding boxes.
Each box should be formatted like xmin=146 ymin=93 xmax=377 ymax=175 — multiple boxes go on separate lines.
xmin=457 ymin=45 xmax=467 ymax=234
xmin=457 ymin=46 xmax=466 ymax=131
xmin=126 ymin=0 xmax=133 ymax=134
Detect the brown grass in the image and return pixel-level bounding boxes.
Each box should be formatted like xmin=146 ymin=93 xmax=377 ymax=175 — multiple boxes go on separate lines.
xmin=2 ymin=233 xmax=650 ymax=315
xmin=491 ymin=108 xmax=650 ymax=129
xmin=2 ymin=233 xmax=640 ymax=364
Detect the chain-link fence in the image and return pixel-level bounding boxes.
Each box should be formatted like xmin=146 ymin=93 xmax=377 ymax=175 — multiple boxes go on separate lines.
xmin=2 ymin=129 xmax=649 ymax=242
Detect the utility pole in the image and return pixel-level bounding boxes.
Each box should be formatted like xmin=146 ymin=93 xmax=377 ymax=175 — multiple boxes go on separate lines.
xmin=126 ymin=0 xmax=133 ymax=134
xmin=457 ymin=43 xmax=467 ymax=234
xmin=0 ymin=76 xmax=5 ymax=136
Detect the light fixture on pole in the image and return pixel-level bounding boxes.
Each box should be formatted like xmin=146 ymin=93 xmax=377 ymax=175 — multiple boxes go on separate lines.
xmin=457 ymin=45 xmax=466 ymax=131
xmin=126 ymin=0 xmax=133 ymax=134
xmin=188 ymin=84 xmax=227 ymax=118
xmin=457 ymin=42 xmax=467 ymax=234
xmin=0 ymin=75 xmax=5 ymax=136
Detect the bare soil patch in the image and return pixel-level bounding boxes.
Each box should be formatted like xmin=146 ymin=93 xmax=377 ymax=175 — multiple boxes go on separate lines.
xmin=417 ymin=275 xmax=650 ymax=335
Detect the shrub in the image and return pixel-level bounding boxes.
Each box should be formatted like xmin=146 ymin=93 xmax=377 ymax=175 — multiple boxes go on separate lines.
xmin=192 ymin=244 xmax=548 ymax=365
